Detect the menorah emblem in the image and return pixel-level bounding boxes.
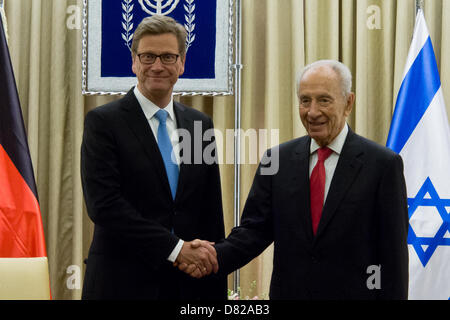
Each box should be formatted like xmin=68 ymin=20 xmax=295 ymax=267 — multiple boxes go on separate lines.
xmin=122 ymin=0 xmax=195 ymax=52
xmin=138 ymin=0 xmax=180 ymax=15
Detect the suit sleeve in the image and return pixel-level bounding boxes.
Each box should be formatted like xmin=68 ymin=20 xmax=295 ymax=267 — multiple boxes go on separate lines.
xmin=81 ymin=109 xmax=179 ymax=265
xmin=215 ymin=150 xmax=275 ymax=275
xmin=377 ymin=154 xmax=409 ymax=299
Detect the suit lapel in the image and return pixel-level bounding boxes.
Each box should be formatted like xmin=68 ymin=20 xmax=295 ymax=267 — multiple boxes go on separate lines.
xmin=314 ymin=129 xmax=364 ymax=240
xmin=173 ymin=101 xmax=191 ymax=201
xmin=120 ymin=89 xmax=172 ymax=197
xmin=291 ymin=137 xmax=315 ymax=242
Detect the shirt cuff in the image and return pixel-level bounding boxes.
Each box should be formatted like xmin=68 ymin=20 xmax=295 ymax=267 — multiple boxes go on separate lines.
xmin=167 ymin=239 xmax=184 ymax=263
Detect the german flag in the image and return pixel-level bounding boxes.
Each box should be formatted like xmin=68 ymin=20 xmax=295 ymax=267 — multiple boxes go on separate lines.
xmin=0 ymin=12 xmax=50 ymax=299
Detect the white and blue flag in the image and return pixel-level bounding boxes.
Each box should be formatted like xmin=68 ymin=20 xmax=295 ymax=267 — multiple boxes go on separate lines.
xmin=387 ymin=9 xmax=450 ymax=300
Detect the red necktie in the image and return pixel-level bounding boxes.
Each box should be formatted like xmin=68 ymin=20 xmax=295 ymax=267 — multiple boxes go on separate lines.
xmin=310 ymin=147 xmax=333 ymax=235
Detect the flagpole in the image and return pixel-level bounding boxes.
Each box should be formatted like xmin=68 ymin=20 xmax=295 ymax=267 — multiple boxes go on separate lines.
xmin=233 ymin=0 xmax=243 ymax=295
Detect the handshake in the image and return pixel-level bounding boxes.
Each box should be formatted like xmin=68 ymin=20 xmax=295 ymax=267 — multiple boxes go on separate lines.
xmin=173 ymin=239 xmax=219 ymax=279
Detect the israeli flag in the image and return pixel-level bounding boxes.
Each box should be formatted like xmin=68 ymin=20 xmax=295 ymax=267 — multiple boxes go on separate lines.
xmin=387 ymin=9 xmax=450 ymax=300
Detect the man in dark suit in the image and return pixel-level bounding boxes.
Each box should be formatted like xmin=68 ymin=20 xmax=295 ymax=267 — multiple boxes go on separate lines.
xmin=81 ymin=15 xmax=226 ymax=300
xmin=179 ymin=60 xmax=409 ymax=299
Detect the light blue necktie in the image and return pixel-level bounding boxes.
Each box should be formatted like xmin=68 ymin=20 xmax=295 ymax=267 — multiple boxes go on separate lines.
xmin=154 ymin=109 xmax=179 ymax=199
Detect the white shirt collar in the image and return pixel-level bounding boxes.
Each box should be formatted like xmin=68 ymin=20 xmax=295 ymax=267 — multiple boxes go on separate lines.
xmin=310 ymin=123 xmax=349 ymax=155
xmin=133 ymin=86 xmax=175 ymax=121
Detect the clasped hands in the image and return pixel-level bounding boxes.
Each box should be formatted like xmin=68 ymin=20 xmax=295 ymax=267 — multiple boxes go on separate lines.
xmin=173 ymin=239 xmax=218 ymax=278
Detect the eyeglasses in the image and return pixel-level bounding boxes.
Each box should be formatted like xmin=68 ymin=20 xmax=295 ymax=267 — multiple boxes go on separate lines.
xmin=137 ymin=53 xmax=180 ymax=65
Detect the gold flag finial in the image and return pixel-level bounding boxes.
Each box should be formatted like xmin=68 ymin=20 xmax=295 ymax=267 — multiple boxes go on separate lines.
xmin=416 ymin=0 xmax=424 ymax=13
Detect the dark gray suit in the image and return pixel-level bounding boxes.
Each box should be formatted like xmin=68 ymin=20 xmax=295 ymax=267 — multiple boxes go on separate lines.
xmin=215 ymin=128 xmax=409 ymax=299
xmin=81 ymin=89 xmax=227 ymax=299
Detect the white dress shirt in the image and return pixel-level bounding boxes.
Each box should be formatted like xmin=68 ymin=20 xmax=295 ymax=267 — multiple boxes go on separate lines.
xmin=133 ymin=86 xmax=184 ymax=263
xmin=309 ymin=124 xmax=349 ymax=205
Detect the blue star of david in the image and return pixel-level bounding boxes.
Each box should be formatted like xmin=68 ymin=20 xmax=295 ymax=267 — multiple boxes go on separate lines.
xmin=407 ymin=177 xmax=450 ymax=267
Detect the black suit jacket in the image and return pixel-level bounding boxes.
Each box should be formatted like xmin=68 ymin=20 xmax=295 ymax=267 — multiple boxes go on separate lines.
xmin=81 ymin=89 xmax=227 ymax=300
xmin=215 ymin=128 xmax=409 ymax=300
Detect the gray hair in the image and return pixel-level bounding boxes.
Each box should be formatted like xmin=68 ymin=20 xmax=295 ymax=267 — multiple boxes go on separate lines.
xmin=131 ymin=15 xmax=187 ymax=58
xmin=296 ymin=60 xmax=353 ymax=98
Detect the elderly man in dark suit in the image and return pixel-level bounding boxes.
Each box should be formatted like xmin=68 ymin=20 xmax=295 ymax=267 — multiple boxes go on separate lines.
xmin=179 ymin=60 xmax=409 ymax=299
xmin=81 ymin=15 xmax=226 ymax=300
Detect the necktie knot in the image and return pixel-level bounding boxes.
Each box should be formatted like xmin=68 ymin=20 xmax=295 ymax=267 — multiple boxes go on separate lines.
xmin=155 ymin=109 xmax=168 ymax=124
xmin=317 ymin=147 xmax=333 ymax=162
